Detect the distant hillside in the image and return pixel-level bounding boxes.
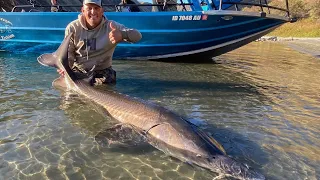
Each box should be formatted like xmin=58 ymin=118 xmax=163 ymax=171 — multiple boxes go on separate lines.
xmin=241 ymin=0 xmax=320 ymax=20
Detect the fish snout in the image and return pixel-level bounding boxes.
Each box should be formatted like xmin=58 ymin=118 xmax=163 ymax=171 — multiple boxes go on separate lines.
xmin=209 ymin=155 xmax=265 ymax=180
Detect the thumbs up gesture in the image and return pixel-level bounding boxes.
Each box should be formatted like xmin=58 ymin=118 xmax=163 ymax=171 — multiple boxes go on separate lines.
xmin=109 ymin=21 xmax=123 ymax=44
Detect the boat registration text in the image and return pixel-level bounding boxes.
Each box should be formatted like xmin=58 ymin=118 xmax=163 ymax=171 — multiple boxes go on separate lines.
xmin=172 ymin=15 xmax=202 ymax=21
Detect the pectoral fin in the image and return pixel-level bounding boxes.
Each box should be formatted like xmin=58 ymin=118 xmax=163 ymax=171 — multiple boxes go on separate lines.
xmin=196 ymin=128 xmax=226 ymax=155
xmin=185 ymin=119 xmax=226 ymax=155
xmin=95 ymin=124 xmax=147 ymax=148
xmin=52 ymin=76 xmax=67 ymax=90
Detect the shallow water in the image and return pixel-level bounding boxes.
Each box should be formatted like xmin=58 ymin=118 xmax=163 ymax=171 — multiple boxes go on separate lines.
xmin=0 ymin=41 xmax=319 ymax=180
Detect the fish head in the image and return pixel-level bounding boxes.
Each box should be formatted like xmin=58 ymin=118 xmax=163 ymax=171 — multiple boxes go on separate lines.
xmin=207 ymin=155 xmax=265 ymax=180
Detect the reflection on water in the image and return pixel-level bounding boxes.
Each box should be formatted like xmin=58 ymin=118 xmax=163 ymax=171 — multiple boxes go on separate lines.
xmin=0 ymin=41 xmax=319 ymax=180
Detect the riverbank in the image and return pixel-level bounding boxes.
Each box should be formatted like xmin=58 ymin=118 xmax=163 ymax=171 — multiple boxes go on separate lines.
xmin=267 ymin=19 xmax=320 ymax=37
xmin=255 ymin=18 xmax=320 ymax=58
xmin=256 ymin=37 xmax=320 ymax=59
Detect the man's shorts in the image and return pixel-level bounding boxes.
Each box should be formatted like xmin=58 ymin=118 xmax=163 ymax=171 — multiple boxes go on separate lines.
xmin=92 ymin=67 xmax=117 ymax=86
xmin=73 ymin=66 xmax=117 ymax=86
xmin=51 ymin=6 xmax=59 ymax=12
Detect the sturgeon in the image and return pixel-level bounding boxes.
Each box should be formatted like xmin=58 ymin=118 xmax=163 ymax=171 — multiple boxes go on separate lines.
xmin=38 ymin=33 xmax=265 ymax=180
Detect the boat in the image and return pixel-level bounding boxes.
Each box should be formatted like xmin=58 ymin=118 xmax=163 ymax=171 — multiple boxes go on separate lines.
xmin=0 ymin=0 xmax=295 ymax=61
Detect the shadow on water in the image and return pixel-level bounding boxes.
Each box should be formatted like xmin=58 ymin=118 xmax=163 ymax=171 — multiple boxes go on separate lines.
xmin=149 ymin=57 xmax=218 ymax=64
xmin=55 ymin=81 xmax=269 ymax=178
xmin=116 ymin=78 xmax=261 ymax=97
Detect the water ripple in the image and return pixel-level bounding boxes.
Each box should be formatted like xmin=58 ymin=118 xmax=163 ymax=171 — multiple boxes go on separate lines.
xmin=0 ymin=42 xmax=320 ymax=179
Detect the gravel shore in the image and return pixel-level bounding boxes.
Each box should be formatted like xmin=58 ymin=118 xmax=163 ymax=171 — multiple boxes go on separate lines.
xmin=257 ymin=36 xmax=320 ymax=59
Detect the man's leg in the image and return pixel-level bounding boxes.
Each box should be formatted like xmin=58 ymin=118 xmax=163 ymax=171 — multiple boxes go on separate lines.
xmin=93 ymin=67 xmax=117 ymax=86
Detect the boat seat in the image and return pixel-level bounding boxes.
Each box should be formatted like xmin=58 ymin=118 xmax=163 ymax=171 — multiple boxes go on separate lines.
xmin=119 ymin=0 xmax=154 ymax=12
xmin=152 ymin=0 xmax=178 ymax=12
xmin=120 ymin=0 xmax=142 ymax=12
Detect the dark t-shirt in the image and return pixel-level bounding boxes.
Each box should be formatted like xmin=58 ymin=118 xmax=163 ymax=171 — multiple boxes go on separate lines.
xmin=126 ymin=0 xmax=140 ymax=12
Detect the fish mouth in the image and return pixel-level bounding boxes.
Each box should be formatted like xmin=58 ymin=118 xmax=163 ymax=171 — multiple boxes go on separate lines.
xmin=209 ymin=155 xmax=265 ymax=180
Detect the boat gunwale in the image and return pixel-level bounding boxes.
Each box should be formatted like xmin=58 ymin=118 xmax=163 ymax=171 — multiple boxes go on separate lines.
xmin=123 ymin=25 xmax=281 ymax=60
xmin=203 ymin=10 xmax=290 ymax=22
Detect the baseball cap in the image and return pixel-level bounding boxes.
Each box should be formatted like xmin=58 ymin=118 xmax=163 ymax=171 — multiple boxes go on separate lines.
xmin=83 ymin=0 xmax=102 ymax=7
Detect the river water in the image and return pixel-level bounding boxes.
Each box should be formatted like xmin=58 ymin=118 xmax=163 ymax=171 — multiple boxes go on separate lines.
xmin=0 ymin=41 xmax=319 ymax=180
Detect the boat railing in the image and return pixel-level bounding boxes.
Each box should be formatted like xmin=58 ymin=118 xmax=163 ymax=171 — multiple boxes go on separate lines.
xmin=10 ymin=0 xmax=292 ymax=19
xmin=11 ymin=5 xmax=42 ymax=12
xmin=216 ymin=0 xmax=291 ymax=17
xmin=11 ymin=1 xmax=194 ymax=12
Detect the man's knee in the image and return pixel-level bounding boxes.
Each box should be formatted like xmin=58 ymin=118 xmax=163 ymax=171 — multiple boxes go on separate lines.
xmin=92 ymin=67 xmax=116 ymax=86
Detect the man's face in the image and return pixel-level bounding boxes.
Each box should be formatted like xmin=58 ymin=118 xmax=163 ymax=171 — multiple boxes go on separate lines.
xmin=82 ymin=4 xmax=103 ymax=29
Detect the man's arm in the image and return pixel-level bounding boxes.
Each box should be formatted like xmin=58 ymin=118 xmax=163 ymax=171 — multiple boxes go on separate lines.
xmin=111 ymin=21 xmax=142 ymax=43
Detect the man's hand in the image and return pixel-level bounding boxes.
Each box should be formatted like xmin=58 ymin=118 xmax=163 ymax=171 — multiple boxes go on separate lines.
xmin=57 ymin=69 xmax=65 ymax=77
xmin=109 ymin=21 xmax=123 ymax=44
xmin=51 ymin=0 xmax=57 ymax=5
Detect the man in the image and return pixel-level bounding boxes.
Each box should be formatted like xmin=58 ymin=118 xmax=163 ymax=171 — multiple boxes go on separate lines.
xmin=58 ymin=0 xmax=142 ymax=85
xmin=121 ymin=0 xmax=141 ymax=12
xmin=152 ymin=0 xmax=177 ymax=12
xmin=51 ymin=0 xmax=61 ymax=12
